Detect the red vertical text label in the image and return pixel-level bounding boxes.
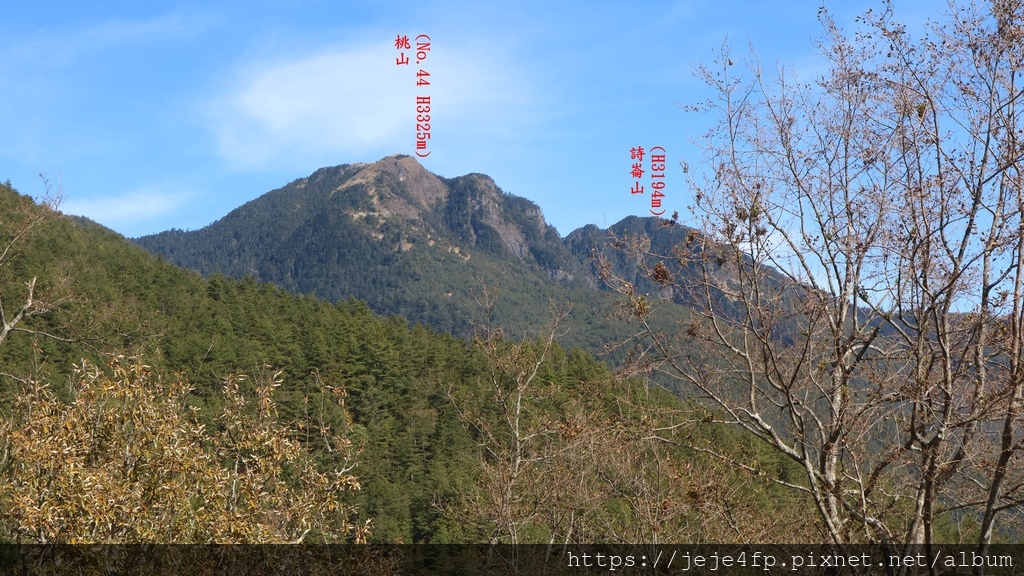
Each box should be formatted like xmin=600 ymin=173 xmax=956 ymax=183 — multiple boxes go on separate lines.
xmin=629 ymin=146 xmax=645 ymax=195
xmin=649 ymin=146 xmax=666 ymax=216
xmin=628 ymin=146 xmax=667 ymax=215
xmin=415 ymin=35 xmax=431 ymax=157
xmin=394 ymin=35 xmax=410 ymax=66
xmin=416 ymin=96 xmax=431 ymax=155
xmin=395 ymin=34 xmax=432 ymax=157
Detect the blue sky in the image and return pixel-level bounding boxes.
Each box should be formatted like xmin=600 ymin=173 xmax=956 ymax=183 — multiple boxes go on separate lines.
xmin=2 ymin=0 xmax=936 ymax=238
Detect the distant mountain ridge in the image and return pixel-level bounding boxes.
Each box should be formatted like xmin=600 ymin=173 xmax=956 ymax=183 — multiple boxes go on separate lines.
xmin=134 ymin=154 xmax=692 ymax=349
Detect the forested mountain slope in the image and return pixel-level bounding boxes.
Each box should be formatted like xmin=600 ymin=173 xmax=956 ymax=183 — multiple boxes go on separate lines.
xmin=133 ymin=155 xmax=696 ymax=353
xmin=0 ymin=181 xmax=812 ymax=544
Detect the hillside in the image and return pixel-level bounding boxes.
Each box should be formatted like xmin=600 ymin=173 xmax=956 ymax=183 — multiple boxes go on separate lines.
xmin=0 ymin=181 xmax=813 ymax=544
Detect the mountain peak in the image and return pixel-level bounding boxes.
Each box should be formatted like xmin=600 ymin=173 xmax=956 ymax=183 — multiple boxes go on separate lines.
xmin=332 ymin=154 xmax=447 ymax=221
xmin=134 ymin=155 xmax=611 ymax=337
xmin=328 ymin=155 xmax=561 ymax=271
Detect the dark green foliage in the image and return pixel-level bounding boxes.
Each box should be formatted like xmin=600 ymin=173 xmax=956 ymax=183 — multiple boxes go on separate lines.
xmin=0 ymin=181 xmax=481 ymax=541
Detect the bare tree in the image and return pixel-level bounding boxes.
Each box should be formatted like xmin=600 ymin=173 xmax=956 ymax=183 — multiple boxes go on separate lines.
xmin=602 ymin=0 xmax=1024 ymax=555
xmin=0 ymin=175 xmax=72 ymax=353
xmin=445 ymin=300 xmax=572 ymax=544
xmin=448 ymin=292 xmax=818 ymax=545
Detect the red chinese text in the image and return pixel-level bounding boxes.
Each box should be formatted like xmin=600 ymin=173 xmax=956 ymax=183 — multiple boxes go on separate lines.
xmin=395 ymin=34 xmax=432 ymax=157
xmin=628 ymin=145 xmax=667 ymax=215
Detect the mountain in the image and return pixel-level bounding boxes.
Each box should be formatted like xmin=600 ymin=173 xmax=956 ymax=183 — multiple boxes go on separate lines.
xmin=0 ymin=181 xmax=599 ymax=543
xmin=0 ymin=179 xmax=812 ymax=545
xmin=134 ymin=155 xmax=695 ymax=352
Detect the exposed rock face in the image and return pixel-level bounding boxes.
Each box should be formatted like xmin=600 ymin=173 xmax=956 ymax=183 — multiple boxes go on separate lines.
xmin=444 ymin=172 xmax=533 ymax=263
xmin=331 ymin=155 xmax=449 ymax=221
xmin=326 ymin=155 xmax=573 ymax=274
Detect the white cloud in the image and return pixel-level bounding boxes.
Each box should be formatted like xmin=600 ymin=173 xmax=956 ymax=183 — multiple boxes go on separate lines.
xmin=61 ymin=188 xmax=196 ymax=234
xmin=206 ymin=37 xmax=545 ymax=170
xmin=2 ymin=13 xmax=215 ymax=69
xmin=208 ymin=46 xmax=406 ymax=169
